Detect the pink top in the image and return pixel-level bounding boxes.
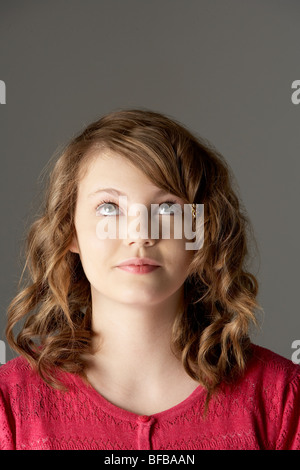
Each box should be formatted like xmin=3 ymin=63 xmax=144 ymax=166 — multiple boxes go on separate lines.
xmin=0 ymin=344 xmax=299 ymax=450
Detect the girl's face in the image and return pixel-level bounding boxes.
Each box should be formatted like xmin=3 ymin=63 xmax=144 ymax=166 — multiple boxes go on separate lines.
xmin=70 ymin=149 xmax=194 ymax=307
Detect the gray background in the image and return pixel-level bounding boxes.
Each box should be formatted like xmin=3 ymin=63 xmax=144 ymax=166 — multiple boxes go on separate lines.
xmin=0 ymin=0 xmax=299 ymax=363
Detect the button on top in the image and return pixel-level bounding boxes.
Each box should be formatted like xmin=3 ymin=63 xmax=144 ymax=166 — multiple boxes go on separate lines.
xmin=138 ymin=415 xmax=151 ymax=423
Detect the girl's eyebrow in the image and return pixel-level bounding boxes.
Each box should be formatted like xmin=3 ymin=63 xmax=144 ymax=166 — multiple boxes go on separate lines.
xmin=87 ymin=187 xmax=172 ymax=199
xmin=88 ymin=187 xmax=125 ymax=198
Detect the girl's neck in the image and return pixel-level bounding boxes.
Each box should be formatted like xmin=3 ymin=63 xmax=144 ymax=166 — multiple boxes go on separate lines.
xmin=83 ymin=287 xmax=199 ymax=411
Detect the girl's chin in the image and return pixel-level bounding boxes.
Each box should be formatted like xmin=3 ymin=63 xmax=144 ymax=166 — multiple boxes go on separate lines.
xmin=94 ymin=287 xmax=168 ymax=306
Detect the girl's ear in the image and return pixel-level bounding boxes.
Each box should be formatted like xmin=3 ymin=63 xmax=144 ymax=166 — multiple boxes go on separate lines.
xmin=69 ymin=234 xmax=80 ymax=254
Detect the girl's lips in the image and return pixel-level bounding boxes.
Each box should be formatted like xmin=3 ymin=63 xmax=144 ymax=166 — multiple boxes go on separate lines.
xmin=117 ymin=257 xmax=161 ymax=267
xmin=117 ymin=265 xmax=160 ymax=274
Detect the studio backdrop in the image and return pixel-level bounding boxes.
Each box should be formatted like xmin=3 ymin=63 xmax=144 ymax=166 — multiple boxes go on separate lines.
xmin=0 ymin=0 xmax=299 ymax=364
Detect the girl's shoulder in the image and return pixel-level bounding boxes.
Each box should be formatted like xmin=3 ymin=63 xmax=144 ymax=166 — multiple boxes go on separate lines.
xmin=0 ymin=355 xmax=33 ymax=377
xmin=248 ymin=344 xmax=300 ymax=381
xmin=228 ymin=343 xmax=300 ymax=406
xmin=0 ymin=356 xmax=41 ymax=395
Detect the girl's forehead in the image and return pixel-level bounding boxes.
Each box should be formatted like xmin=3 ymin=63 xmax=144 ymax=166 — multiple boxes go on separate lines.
xmin=81 ymin=152 xmax=146 ymax=183
xmin=78 ymin=151 xmax=173 ymax=199
xmin=78 ymin=144 xmax=186 ymax=201
xmin=77 ymin=150 xmax=128 ymax=187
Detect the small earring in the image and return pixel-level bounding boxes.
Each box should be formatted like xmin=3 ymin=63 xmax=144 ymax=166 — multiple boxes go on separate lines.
xmin=191 ymin=203 xmax=197 ymax=232
xmin=191 ymin=203 xmax=197 ymax=220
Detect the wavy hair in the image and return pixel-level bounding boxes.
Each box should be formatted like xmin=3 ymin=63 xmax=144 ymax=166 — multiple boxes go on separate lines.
xmin=6 ymin=108 xmax=261 ymax=401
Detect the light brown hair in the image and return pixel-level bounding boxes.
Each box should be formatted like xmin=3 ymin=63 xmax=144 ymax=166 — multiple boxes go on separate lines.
xmin=6 ymin=108 xmax=261 ymax=401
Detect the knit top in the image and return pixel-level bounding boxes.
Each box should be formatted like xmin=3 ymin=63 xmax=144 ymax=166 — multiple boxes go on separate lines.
xmin=0 ymin=344 xmax=299 ymax=450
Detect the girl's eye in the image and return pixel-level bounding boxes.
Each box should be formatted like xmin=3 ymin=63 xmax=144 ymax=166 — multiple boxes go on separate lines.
xmin=96 ymin=202 xmax=120 ymax=216
xmin=96 ymin=200 xmax=181 ymax=216
xmin=158 ymin=202 xmax=181 ymax=215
